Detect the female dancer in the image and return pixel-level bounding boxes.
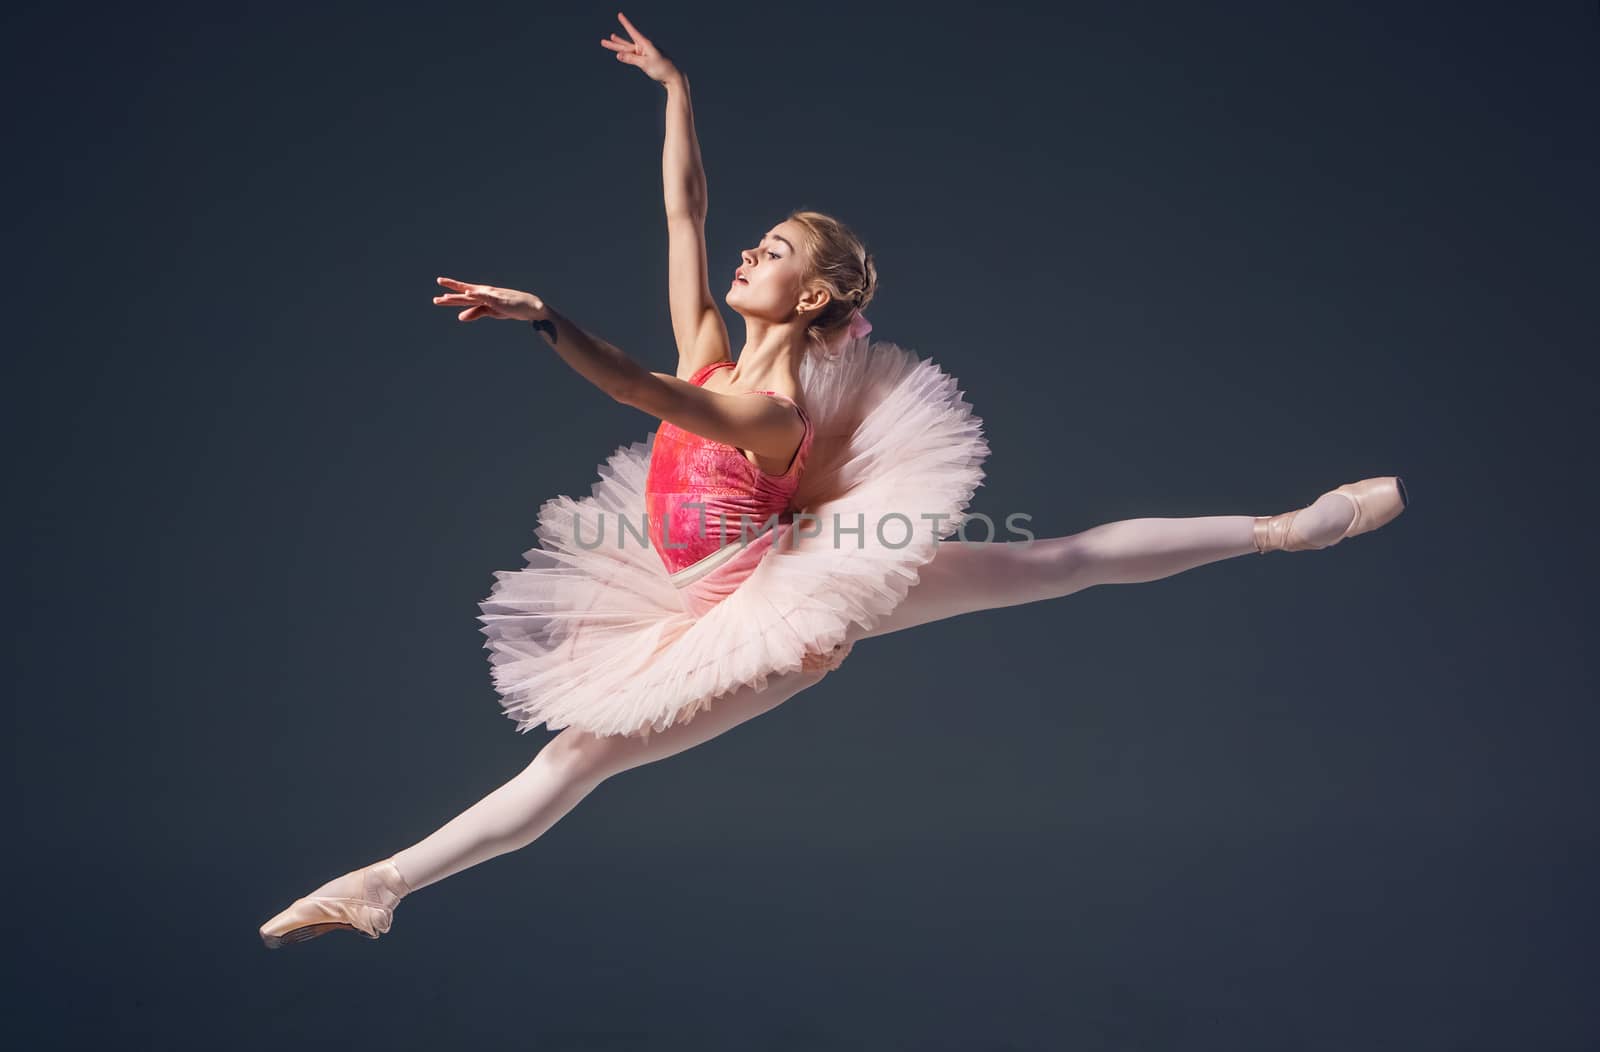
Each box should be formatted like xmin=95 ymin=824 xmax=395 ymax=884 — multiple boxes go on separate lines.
xmin=259 ymin=13 xmax=1406 ymax=947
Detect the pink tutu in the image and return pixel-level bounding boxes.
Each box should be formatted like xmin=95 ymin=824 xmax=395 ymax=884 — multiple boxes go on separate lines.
xmin=477 ymin=336 xmax=990 ymax=739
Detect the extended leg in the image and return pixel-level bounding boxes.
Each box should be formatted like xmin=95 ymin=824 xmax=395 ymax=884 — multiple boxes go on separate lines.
xmin=373 ymin=506 xmax=1336 ymax=892
xmin=848 ymin=486 xmax=1371 ymax=642
xmin=849 ymin=512 xmax=1263 ymax=641
xmin=384 ymin=664 xmax=831 ymax=894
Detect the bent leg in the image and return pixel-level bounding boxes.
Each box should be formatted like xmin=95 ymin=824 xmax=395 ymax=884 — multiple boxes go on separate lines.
xmin=388 ymin=665 xmax=830 ymax=893
xmin=852 ymin=514 xmax=1258 ymax=641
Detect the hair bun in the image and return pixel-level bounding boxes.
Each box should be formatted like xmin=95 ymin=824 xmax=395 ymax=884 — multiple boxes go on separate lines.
xmin=785 ymin=209 xmax=877 ymax=358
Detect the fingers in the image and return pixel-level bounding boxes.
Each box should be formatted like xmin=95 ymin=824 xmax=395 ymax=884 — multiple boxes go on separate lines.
xmin=433 ymin=276 xmax=506 ymax=309
xmin=616 ymin=11 xmax=648 ymax=46
xmin=434 ymin=278 xmax=489 ymax=306
xmin=600 ymin=31 xmax=644 ymax=63
xmin=432 ymin=278 xmax=510 ymax=321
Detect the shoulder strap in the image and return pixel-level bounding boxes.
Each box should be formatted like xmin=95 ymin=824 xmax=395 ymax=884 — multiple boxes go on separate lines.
xmin=755 ymin=390 xmax=810 ymax=427
xmin=690 ymin=360 xmax=735 ymax=386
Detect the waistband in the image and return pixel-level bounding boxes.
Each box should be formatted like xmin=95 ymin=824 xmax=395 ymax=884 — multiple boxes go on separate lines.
xmin=665 ymin=514 xmax=796 ymax=588
xmin=670 ymin=522 xmax=794 ymax=617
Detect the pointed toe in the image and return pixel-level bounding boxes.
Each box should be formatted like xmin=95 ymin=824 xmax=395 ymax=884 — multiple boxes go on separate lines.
xmin=1255 ymin=475 xmax=1408 ymax=554
xmin=1332 ymin=476 xmax=1407 ymax=538
xmin=258 ymin=858 xmax=409 ymax=949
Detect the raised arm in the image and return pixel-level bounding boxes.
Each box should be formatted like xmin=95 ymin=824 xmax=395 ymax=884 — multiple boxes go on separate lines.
xmin=662 ymin=80 xmax=731 ymax=380
xmin=603 ymin=14 xmax=731 ymax=381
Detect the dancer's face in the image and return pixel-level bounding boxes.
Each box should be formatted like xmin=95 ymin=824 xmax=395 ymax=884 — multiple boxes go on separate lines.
xmin=727 ymin=220 xmax=821 ymax=321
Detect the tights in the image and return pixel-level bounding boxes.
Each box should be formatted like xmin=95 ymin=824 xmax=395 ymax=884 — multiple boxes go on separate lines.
xmin=313 ymin=503 xmax=1361 ymax=902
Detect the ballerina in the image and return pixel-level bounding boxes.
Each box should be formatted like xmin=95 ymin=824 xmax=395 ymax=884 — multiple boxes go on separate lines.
xmin=259 ymin=12 xmax=1407 ymax=948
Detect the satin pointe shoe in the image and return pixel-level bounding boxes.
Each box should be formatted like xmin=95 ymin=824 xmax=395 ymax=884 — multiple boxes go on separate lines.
xmin=259 ymin=858 xmax=412 ymax=949
xmin=1253 ymin=476 xmax=1409 ymax=554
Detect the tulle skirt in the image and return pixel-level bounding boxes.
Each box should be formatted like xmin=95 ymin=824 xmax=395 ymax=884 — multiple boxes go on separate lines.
xmin=477 ymin=337 xmax=990 ymax=739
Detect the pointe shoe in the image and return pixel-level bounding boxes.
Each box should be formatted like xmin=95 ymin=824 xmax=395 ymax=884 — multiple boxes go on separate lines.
xmin=259 ymin=858 xmax=412 ymax=949
xmin=1253 ymin=476 xmax=1409 ymax=554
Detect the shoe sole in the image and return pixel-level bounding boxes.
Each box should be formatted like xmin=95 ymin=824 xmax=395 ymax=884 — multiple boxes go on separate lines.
xmin=260 ymin=922 xmax=377 ymax=949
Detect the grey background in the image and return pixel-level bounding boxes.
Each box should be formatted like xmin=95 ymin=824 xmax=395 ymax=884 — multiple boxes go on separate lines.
xmin=9 ymin=1 xmax=1596 ymax=1049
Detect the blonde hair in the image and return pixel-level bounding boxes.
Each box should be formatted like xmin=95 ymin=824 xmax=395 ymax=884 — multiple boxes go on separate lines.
xmin=785 ymin=209 xmax=877 ymax=360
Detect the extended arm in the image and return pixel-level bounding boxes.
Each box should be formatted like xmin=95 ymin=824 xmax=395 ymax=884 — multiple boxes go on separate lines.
xmin=532 ymin=305 xmax=798 ymax=459
xmin=432 ymin=278 xmax=799 ymax=460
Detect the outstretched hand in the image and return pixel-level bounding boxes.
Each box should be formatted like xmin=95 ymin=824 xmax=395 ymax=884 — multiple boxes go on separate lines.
xmin=432 ymin=276 xmax=549 ymax=323
xmin=600 ymin=11 xmax=680 ymax=86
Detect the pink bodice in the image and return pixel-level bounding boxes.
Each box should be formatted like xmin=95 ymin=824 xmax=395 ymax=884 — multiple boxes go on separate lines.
xmin=644 ymin=360 xmax=813 ymax=613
